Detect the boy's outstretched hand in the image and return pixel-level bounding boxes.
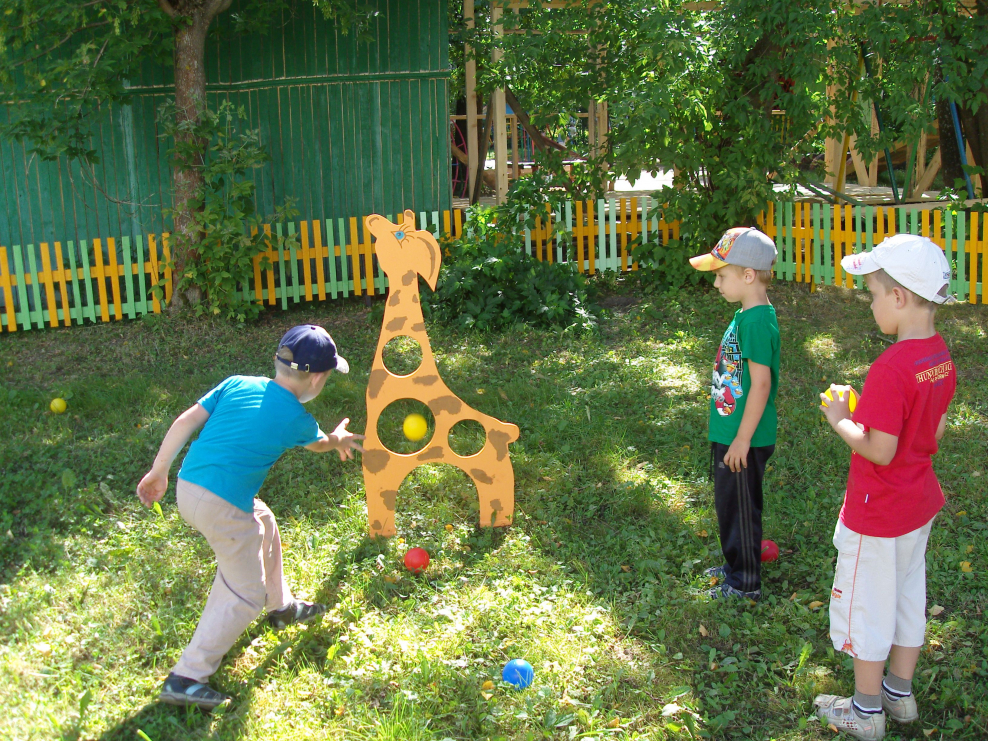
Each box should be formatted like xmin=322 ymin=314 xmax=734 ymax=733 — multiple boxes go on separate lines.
xmin=137 ymin=467 xmax=168 ymax=508
xmin=327 ymin=418 xmax=366 ymax=460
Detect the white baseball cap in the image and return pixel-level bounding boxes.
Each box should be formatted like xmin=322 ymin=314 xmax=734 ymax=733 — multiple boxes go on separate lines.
xmin=840 ymin=234 xmax=953 ymax=304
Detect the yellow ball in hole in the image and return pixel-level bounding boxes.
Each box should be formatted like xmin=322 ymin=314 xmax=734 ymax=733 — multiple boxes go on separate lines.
xmin=403 ymin=413 xmax=428 ymax=442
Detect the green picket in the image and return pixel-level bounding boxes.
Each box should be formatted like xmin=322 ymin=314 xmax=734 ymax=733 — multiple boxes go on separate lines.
xmin=11 ymin=245 xmax=30 ymax=330
xmin=122 ymin=237 xmax=136 ymax=320
xmin=276 ymin=223 xmax=289 ymax=310
xmin=287 ymin=221 xmax=301 ymax=304
xmin=956 ymin=212 xmax=967 ymax=298
xmin=78 ymin=240 xmax=97 ymax=323
xmin=66 ymin=241 xmax=83 ymax=325
xmin=338 ymin=217 xmax=350 ymax=297
xmin=134 ymin=236 xmax=148 ymax=317
xmin=25 ymin=245 xmax=45 ymax=328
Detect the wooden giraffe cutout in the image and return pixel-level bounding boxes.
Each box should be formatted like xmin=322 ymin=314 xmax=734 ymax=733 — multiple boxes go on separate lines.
xmin=362 ymin=211 xmax=520 ymax=537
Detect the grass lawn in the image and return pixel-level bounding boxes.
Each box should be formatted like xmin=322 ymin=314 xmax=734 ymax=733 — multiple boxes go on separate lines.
xmin=0 ymin=281 xmax=985 ymax=741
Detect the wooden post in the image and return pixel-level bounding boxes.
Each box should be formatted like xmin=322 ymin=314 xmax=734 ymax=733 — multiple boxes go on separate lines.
xmin=492 ymin=4 xmax=509 ymax=203
xmin=464 ymin=0 xmax=479 ymax=197
xmin=512 ymin=115 xmax=520 ymax=179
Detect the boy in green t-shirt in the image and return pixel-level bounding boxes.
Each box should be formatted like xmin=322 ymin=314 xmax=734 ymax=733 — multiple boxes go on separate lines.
xmin=690 ymin=227 xmax=780 ymax=600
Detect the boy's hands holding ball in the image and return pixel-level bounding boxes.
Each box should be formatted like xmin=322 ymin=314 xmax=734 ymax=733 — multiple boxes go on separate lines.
xmin=820 ymin=384 xmax=858 ymax=428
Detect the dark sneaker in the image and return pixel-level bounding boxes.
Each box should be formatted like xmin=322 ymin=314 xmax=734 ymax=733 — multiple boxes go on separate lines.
xmin=704 ymin=564 xmax=728 ymax=580
xmin=268 ymin=600 xmax=327 ymax=630
xmin=159 ymin=673 xmax=231 ymax=711
xmin=707 ymin=583 xmax=761 ymax=601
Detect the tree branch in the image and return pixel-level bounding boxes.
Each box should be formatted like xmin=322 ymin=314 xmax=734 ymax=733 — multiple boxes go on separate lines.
xmin=156 ymin=0 xmax=178 ymax=18
xmin=504 ymin=87 xmax=577 ymax=157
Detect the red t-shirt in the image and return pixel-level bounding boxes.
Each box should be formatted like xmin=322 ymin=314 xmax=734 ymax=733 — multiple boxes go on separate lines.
xmin=840 ymin=334 xmax=956 ymax=537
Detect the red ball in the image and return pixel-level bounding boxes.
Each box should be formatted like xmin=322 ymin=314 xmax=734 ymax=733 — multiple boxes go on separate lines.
xmin=761 ymin=539 xmax=780 ymax=562
xmin=404 ymin=547 xmax=430 ymax=573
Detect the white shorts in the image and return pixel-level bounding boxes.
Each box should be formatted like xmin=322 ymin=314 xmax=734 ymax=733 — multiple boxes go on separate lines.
xmin=829 ymin=517 xmax=934 ymax=662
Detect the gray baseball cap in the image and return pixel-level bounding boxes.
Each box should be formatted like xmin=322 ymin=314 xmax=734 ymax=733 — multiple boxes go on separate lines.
xmin=689 ymin=227 xmax=778 ymax=271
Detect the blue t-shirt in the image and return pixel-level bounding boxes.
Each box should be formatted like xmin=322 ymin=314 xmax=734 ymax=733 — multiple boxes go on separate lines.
xmin=178 ymin=376 xmax=324 ymax=511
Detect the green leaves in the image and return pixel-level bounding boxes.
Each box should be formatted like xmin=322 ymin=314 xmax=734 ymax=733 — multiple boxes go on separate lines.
xmin=158 ymin=99 xmax=298 ymax=321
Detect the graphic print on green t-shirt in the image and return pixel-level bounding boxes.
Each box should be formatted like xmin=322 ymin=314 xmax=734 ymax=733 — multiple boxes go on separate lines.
xmin=708 ymin=304 xmax=780 ymax=447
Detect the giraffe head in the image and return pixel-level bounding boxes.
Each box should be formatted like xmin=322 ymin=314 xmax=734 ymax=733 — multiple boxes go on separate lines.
xmin=366 ymin=210 xmax=441 ymax=290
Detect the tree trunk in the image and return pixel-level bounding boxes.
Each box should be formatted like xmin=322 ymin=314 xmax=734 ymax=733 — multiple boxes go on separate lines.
xmin=159 ymin=0 xmax=232 ymax=308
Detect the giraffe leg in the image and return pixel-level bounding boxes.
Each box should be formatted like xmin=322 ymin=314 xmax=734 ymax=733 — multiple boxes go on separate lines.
xmin=363 ymin=470 xmax=398 ymax=538
xmin=474 ymin=464 xmax=515 ymax=529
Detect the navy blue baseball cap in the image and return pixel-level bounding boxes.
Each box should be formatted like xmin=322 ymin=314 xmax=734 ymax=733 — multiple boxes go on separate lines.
xmin=276 ymin=325 xmax=349 ymax=374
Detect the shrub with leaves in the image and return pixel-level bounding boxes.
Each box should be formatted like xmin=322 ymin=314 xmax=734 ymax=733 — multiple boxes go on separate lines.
xmin=426 ymin=205 xmax=597 ymax=333
xmin=156 ymin=100 xmax=298 ymax=321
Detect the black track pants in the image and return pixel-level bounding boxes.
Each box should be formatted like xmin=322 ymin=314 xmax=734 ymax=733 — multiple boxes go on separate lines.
xmin=711 ymin=442 xmax=775 ymax=593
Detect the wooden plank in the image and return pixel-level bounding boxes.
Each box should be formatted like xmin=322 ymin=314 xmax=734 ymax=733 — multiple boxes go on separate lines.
xmin=121 ymin=237 xmax=136 ymax=320
xmin=250 ymin=228 xmax=264 ymax=306
xmin=161 ymin=233 xmax=173 ymax=304
xmin=91 ymin=239 xmax=110 ymax=322
xmin=264 ymin=225 xmax=277 ymax=306
xmin=956 ymin=211 xmax=967 ymax=299
xmin=276 ymin=223 xmax=289 ymax=310
xmin=52 ymin=242 xmax=71 ymax=325
xmin=338 ymin=217 xmax=350 ymax=297
xmin=65 ymin=241 xmax=83 ymax=325
xmin=312 ymin=220 xmax=327 ymax=301
xmin=296 ymin=220 xmax=309 ymax=303
xmin=347 ymin=216 xmax=361 ymax=297
xmin=25 ymin=245 xmax=45 ymax=329
xmin=968 ymin=211 xmax=978 ymax=304
xmin=0 ymin=247 xmax=16 ymax=332
xmin=11 ymin=245 xmax=31 ymax=329
xmin=325 ymin=219 xmax=339 ymax=300
xmin=363 ymin=215 xmax=377 ymax=296
xmin=629 ymin=197 xmax=639 ymax=271
xmin=135 ymin=236 xmax=148 ymax=317
xmin=38 ymin=243 xmax=59 ymax=327
xmin=794 ymin=204 xmax=804 ymax=283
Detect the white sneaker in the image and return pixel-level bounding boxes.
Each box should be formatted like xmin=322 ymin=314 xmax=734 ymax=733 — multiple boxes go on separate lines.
xmin=814 ymin=695 xmax=886 ymax=740
xmin=882 ymin=689 xmax=919 ymax=723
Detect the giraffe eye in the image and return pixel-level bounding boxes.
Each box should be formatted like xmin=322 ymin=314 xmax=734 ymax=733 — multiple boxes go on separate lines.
xmin=395 ymin=231 xmax=405 ymax=240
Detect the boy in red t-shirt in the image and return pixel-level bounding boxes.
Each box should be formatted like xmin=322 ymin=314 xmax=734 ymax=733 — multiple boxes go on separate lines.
xmin=813 ymin=234 xmax=956 ymax=741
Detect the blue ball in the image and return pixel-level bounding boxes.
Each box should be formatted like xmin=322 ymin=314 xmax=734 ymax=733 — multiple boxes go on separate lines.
xmin=501 ymin=658 xmax=534 ymax=689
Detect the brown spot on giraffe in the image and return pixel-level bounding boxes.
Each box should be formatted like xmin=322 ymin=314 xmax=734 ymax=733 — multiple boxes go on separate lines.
xmin=386 ymin=316 xmax=406 ymax=332
xmin=412 ymin=293 xmax=419 ymax=304
xmin=489 ymin=430 xmax=511 ymax=461
xmin=382 ymin=490 xmax=397 ymax=511
xmin=431 ymin=396 xmax=462 ymax=415
xmin=412 ymin=322 xmax=426 ymax=332
xmin=471 ymin=469 xmax=494 ymax=485
xmin=413 ymin=375 xmax=440 ymax=387
xmin=402 ymin=269 xmax=416 ymax=286
xmin=417 ymin=446 xmax=444 ymax=462
xmin=388 ymin=290 xmax=401 ymax=306
xmin=489 ymin=499 xmax=503 ymax=512
xmin=367 ymin=369 xmax=388 ymax=400
xmin=363 ymin=448 xmax=391 ymax=474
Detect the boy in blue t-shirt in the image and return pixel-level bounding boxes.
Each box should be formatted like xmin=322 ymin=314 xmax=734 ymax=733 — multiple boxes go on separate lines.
xmin=137 ymin=325 xmax=364 ymax=710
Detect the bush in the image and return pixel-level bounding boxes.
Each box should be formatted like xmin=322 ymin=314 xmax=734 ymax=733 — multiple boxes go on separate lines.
xmin=425 ymin=206 xmax=598 ymax=332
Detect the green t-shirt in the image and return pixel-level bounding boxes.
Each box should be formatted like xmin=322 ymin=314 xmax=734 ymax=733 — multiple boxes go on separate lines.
xmin=708 ymin=304 xmax=779 ymax=447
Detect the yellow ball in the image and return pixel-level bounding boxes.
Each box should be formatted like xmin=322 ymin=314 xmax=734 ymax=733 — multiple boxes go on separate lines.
xmin=50 ymin=398 xmax=67 ymax=414
xmin=403 ymin=413 xmax=428 ymax=441
xmin=822 ymin=387 xmax=857 ymax=413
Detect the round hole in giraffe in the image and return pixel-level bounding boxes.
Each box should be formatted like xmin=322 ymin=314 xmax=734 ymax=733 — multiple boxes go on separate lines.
xmin=448 ymin=419 xmax=487 ymax=457
xmin=395 ymin=464 xmax=480 ymax=525
xmin=382 ymin=335 xmax=423 ymax=376
xmin=377 ymin=398 xmax=434 ymax=454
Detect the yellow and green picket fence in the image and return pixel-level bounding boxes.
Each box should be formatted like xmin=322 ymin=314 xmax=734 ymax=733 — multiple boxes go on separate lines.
xmin=1 ymin=200 xmax=986 ymax=333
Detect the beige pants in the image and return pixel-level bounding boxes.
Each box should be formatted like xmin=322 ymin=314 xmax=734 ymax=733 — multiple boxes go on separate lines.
xmin=172 ymin=479 xmax=293 ymax=682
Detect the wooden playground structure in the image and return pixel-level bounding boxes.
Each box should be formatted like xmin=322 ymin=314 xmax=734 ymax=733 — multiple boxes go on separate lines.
xmin=456 ymin=0 xmax=985 ymax=207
